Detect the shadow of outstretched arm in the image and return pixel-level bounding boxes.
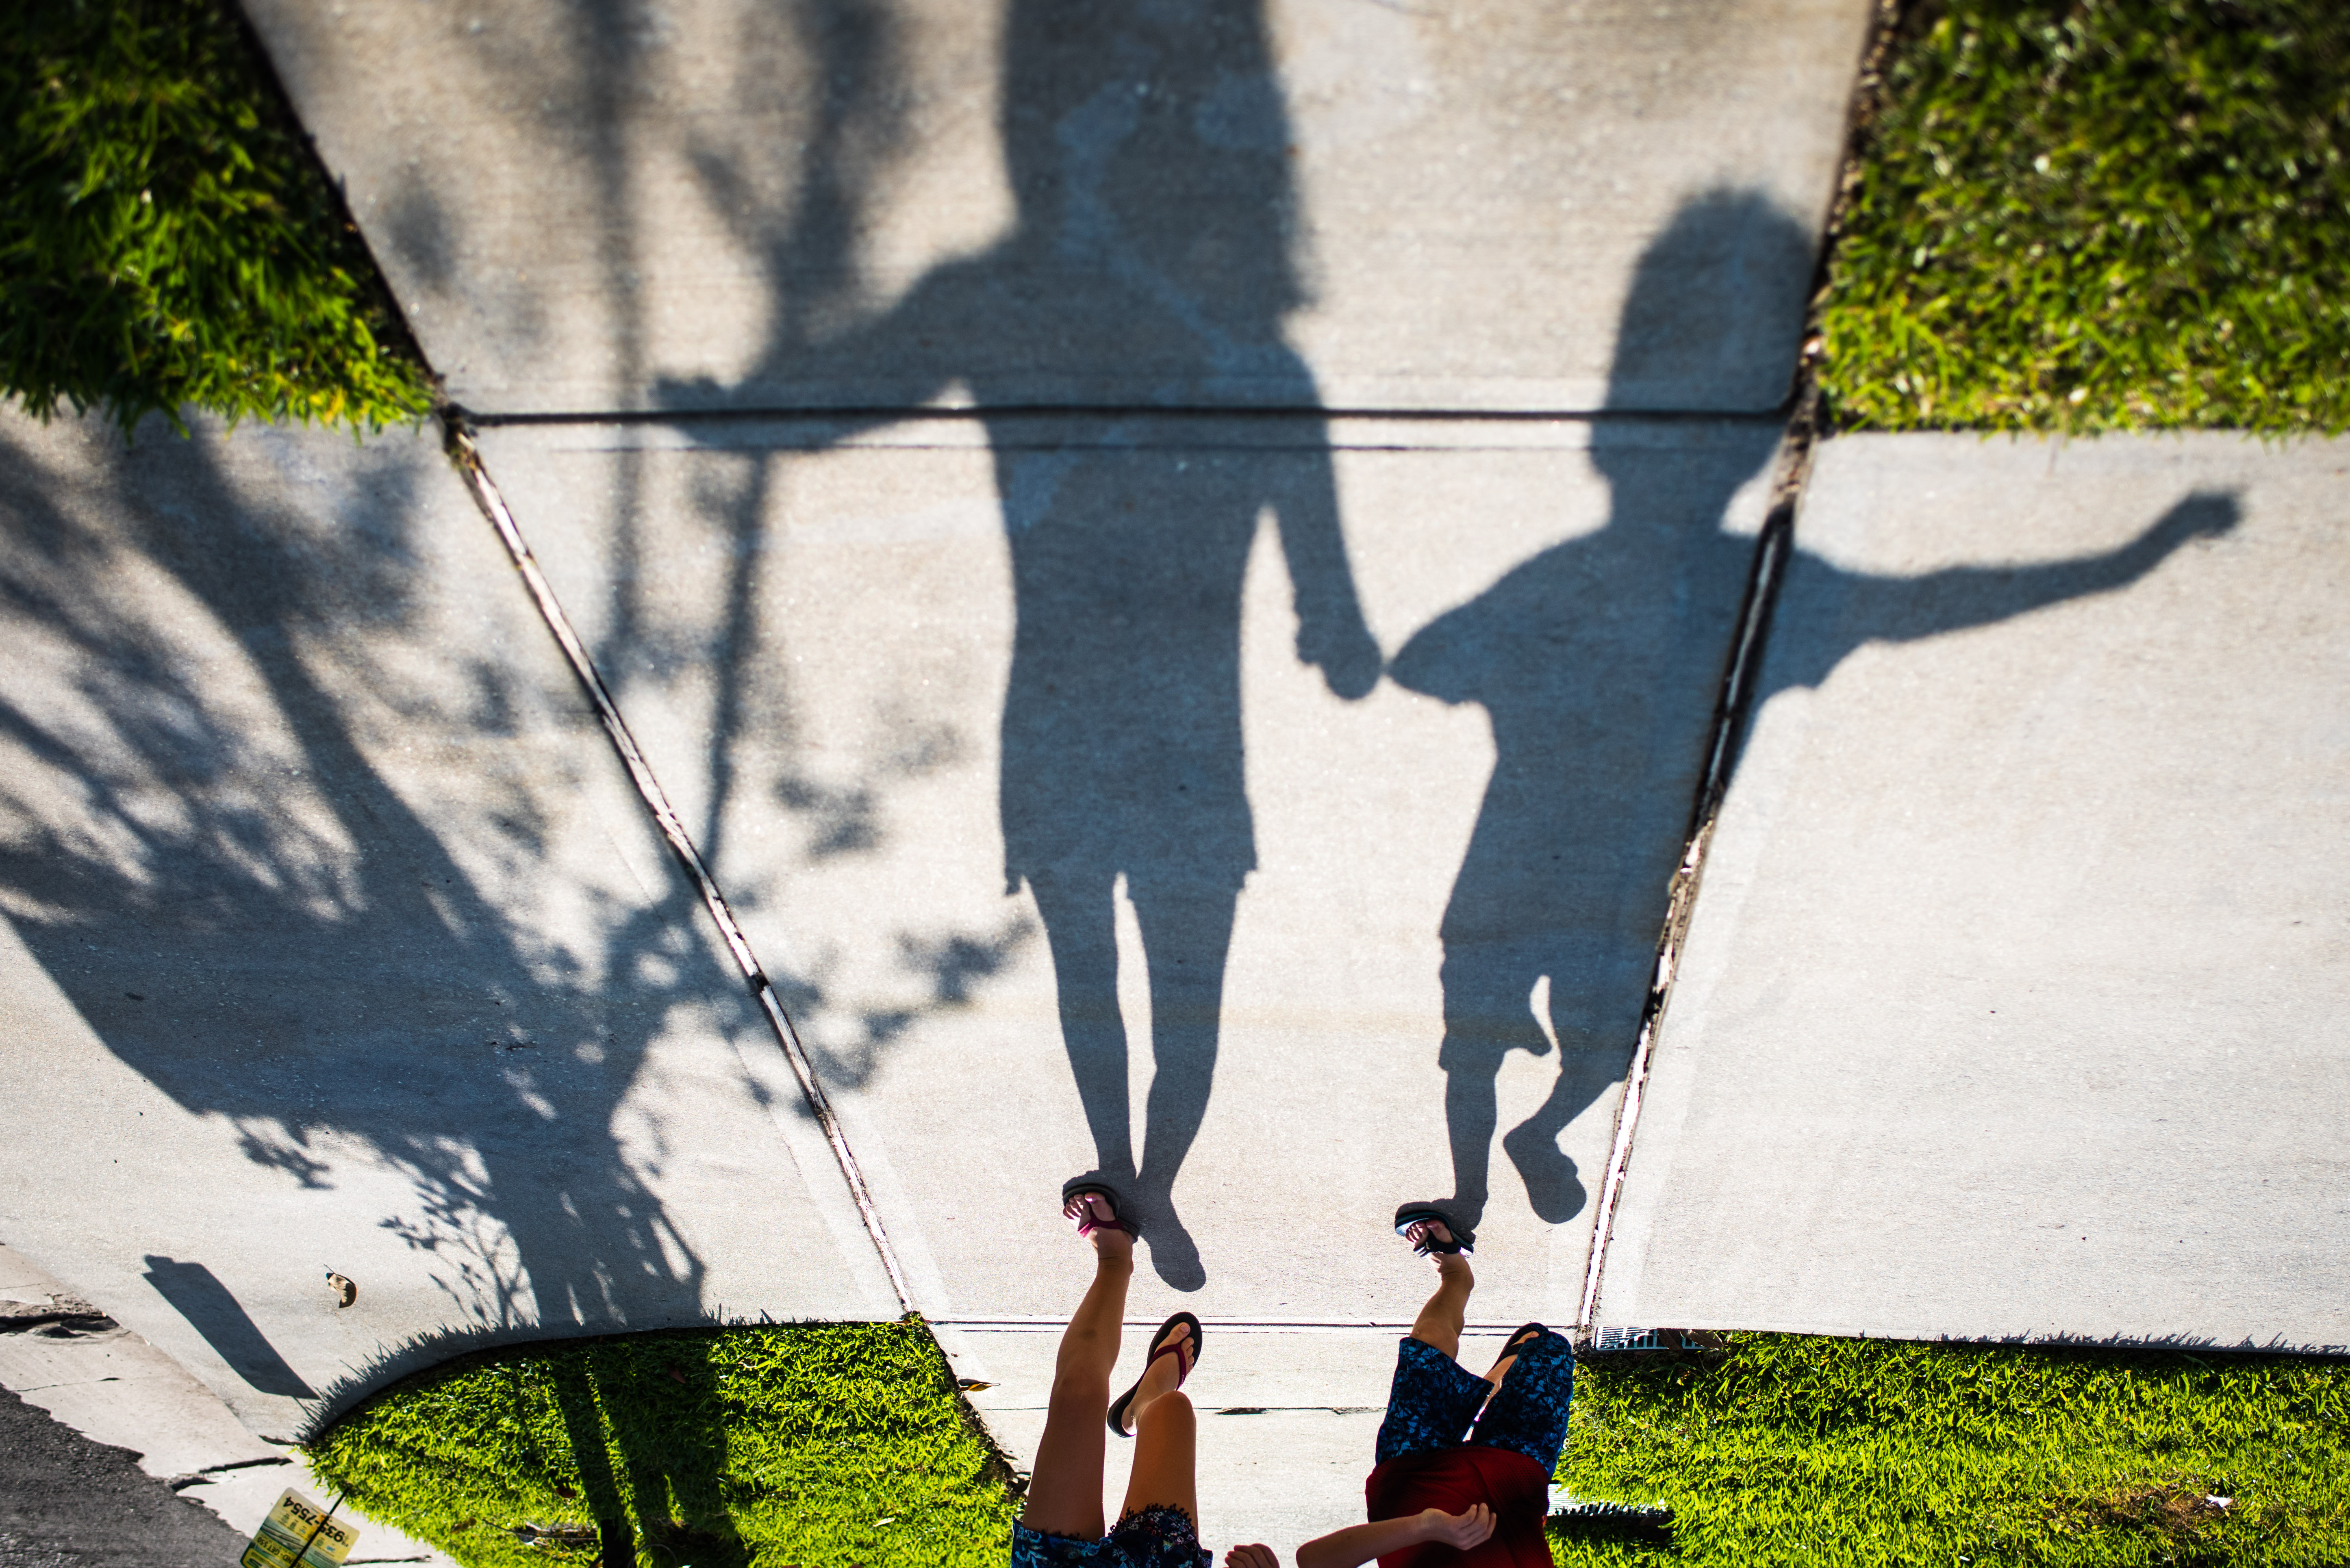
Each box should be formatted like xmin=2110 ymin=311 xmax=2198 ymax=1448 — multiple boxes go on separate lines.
xmin=1765 ymin=489 xmax=2242 ymax=695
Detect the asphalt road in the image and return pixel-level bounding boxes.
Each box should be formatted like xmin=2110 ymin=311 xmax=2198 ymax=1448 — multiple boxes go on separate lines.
xmin=0 ymin=1381 xmax=248 ymax=1568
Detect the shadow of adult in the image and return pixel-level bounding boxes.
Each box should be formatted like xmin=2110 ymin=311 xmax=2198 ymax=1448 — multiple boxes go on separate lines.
xmin=1390 ymin=194 xmax=2239 ymax=1236
xmin=676 ymin=0 xmax=1381 ymax=1289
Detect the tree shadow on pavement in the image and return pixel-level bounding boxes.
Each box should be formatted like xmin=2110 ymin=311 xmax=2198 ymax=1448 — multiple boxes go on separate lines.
xmin=0 ymin=415 xmax=724 ymax=1431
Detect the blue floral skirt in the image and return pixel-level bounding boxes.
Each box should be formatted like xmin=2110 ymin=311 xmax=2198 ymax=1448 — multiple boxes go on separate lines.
xmin=1010 ymin=1505 xmax=1211 ymax=1568
xmin=1375 ymin=1329 xmax=1575 ymax=1471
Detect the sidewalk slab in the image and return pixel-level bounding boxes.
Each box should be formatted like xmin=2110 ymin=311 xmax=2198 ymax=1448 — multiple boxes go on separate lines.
xmin=242 ymin=0 xmax=1867 ymax=414
xmin=477 ymin=413 xmax=1780 ymax=1342
xmin=0 ymin=408 xmax=894 ymax=1439
xmin=1597 ymin=432 xmax=2350 ymax=1348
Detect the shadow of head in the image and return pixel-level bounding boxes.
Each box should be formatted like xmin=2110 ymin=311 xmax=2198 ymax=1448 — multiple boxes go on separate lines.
xmin=1588 ymin=187 xmax=1811 ymax=507
xmin=1600 ymin=185 xmax=1815 ymax=421
xmin=999 ymin=0 xmax=1306 ymax=323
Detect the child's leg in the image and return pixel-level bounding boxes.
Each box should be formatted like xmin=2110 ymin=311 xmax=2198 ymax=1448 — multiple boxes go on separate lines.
xmin=1467 ymin=1331 xmax=1577 ymax=1473
xmin=1017 ymin=1204 xmax=1134 ymax=1539
xmin=1377 ymin=1234 xmax=1491 ymax=1468
xmin=1407 ymin=1245 xmax=1474 ymax=1360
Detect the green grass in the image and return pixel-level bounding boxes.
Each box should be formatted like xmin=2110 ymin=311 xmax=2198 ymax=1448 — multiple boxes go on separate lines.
xmin=304 ymin=1323 xmax=1017 ymax=1568
xmin=1551 ymin=1334 xmax=2350 ymax=1567
xmin=1816 ymin=0 xmax=2350 ymax=434
xmin=0 ymin=0 xmax=432 ymax=437
xmin=312 ymin=1325 xmax=2350 ymax=1568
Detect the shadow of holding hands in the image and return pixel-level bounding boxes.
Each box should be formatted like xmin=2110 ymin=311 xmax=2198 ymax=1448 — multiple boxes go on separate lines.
xmin=654 ymin=1 xmax=2243 ymax=1267
xmin=1391 ymin=200 xmax=2241 ymax=1236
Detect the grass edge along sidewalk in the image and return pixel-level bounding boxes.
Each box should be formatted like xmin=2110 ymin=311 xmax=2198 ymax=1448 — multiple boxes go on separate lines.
xmin=305 ymin=1323 xmax=2350 ymax=1568
xmin=0 ymin=0 xmax=432 ymax=438
xmin=1814 ymin=0 xmax=2350 ymax=436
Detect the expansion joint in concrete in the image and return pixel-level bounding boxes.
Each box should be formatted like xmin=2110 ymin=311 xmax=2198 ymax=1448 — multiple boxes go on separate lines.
xmin=450 ymin=402 xmax=1799 ymax=430
xmin=439 ymin=413 xmax=915 ymax=1318
xmin=1573 ymin=384 xmax=1821 ymax=1330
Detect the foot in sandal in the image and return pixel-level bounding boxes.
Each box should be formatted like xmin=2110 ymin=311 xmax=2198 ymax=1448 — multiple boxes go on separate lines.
xmin=1108 ymin=1313 xmax=1201 ymax=1438
xmin=1062 ymin=1178 xmax=1139 ymax=1255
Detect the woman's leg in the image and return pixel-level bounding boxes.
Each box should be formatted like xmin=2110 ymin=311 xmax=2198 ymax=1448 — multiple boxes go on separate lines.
xmin=1016 ymin=1197 xmax=1134 ymax=1540
xmin=1114 ymin=1323 xmax=1198 ymax=1526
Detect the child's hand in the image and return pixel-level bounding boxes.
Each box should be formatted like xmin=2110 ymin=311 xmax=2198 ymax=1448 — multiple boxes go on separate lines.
xmin=1420 ymin=1503 xmax=1495 ymax=1549
xmin=1224 ymin=1545 xmax=1281 ymax=1568
xmin=1297 ymin=612 xmax=1381 ymax=701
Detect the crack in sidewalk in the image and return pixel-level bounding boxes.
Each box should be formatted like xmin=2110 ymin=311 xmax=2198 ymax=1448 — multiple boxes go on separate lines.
xmin=1569 ymin=0 xmax=1901 ymax=1332
xmin=1570 ymin=393 xmax=1816 ymax=1332
xmin=442 ymin=415 xmax=914 ymax=1318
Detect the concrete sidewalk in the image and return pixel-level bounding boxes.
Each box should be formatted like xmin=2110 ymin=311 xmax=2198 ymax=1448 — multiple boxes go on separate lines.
xmin=0 ymin=1242 xmax=454 ymax=1565
xmin=478 ymin=412 xmax=1781 ymax=1334
xmin=1596 ymin=432 xmax=2350 ymax=1351
xmin=0 ymin=407 xmax=894 ymax=1443
xmin=241 ymin=0 xmax=1868 ymax=416
xmin=22 ymin=0 xmax=2346 ymax=1559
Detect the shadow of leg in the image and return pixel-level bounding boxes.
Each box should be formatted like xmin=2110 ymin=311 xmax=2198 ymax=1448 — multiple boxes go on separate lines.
xmin=1127 ymin=877 xmax=1238 ymax=1293
xmin=1432 ymin=943 xmax=1557 ymax=1236
xmin=1029 ymin=868 xmax=1137 ymax=1184
xmin=594 ymin=1339 xmax=747 ymax=1568
xmin=1438 ymin=1059 xmax=1499 ymax=1236
xmin=1502 ymin=1034 xmax=1626 ymax=1225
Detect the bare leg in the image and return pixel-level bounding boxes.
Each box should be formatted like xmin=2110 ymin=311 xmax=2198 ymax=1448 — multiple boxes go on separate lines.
xmin=1404 ymin=1222 xmax=1474 ymax=1362
xmin=1017 ymin=1197 xmax=1134 ymax=1540
xmin=1115 ymin=1322 xmax=1199 ymax=1527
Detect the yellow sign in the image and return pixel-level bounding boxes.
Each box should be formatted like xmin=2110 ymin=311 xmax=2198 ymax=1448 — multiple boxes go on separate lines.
xmin=240 ymin=1489 xmax=361 ymax=1568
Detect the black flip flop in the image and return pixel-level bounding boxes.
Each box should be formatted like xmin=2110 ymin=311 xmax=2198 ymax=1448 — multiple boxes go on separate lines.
xmin=1393 ymin=1204 xmax=1475 ymax=1256
xmin=1062 ymin=1175 xmax=1140 ymax=1238
xmin=1493 ymin=1321 xmax=1549 ymax=1364
xmin=1108 ymin=1312 xmax=1202 ymax=1438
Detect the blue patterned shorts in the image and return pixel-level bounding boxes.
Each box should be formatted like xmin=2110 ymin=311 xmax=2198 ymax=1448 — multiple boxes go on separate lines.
xmin=1010 ymin=1505 xmax=1211 ymax=1568
xmin=1375 ymin=1330 xmax=1575 ymax=1471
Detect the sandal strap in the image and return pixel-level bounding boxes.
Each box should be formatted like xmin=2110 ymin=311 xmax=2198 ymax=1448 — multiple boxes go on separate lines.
xmin=1146 ymin=1334 xmax=1195 ymax=1386
xmin=1064 ymin=1180 xmax=1141 ymax=1238
xmin=1396 ymin=1208 xmax=1474 ymax=1255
